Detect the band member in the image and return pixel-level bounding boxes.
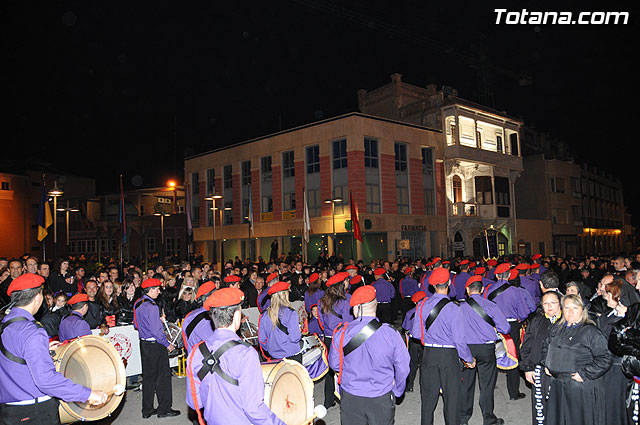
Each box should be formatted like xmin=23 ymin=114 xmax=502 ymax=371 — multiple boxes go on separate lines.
xmin=133 ymin=278 xmax=180 ymax=419
xmin=258 ymin=282 xmax=327 ymax=380
xmin=258 ymin=272 xmax=279 ymax=313
xmin=181 ymin=281 xmax=217 ymax=354
xmin=318 ymin=272 xmax=354 ymax=409
xmin=372 ymin=268 xmax=395 ymax=324
xmin=399 ymin=266 xmax=419 ymax=318
xmin=410 ymin=267 xmax=475 ymax=425
xmin=459 ymin=275 xmax=510 ymax=425
xmin=186 ymin=287 xmax=286 ymax=425
xmin=451 ymin=260 xmax=472 ymax=301
xmin=402 ymin=290 xmax=428 ymax=392
xmin=58 ymin=294 xmax=91 ymax=341
xmin=329 ymin=285 xmax=410 ymax=425
xmin=304 ymin=273 xmax=323 ymax=314
xmin=0 ymin=274 xmax=107 ymax=424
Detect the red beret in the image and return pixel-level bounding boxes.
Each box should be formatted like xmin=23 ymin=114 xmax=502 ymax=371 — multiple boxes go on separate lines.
xmin=516 ymin=263 xmax=530 ymax=271
xmin=428 ymin=267 xmax=450 ymax=286
xmin=224 ymin=275 xmax=241 ymax=283
xmin=309 ymin=272 xmax=319 ymax=283
xmin=474 ymin=267 xmax=486 ymax=275
xmin=530 ymin=263 xmax=540 ymax=269
xmin=203 ymin=287 xmax=245 ymax=310
xmin=68 ymin=293 xmax=89 ymax=305
xmin=425 ymin=260 xmax=433 ymax=267
xmin=404 ymin=266 xmax=413 ymax=275
xmin=349 ymin=285 xmax=376 ymax=307
xmin=411 ymin=291 xmax=427 ymax=303
xmin=345 ymin=265 xmax=358 ymax=271
xmin=374 ymin=268 xmax=386 ymax=276
xmin=442 ymin=260 xmax=450 ymax=265
xmin=509 ymin=269 xmax=519 ymax=280
xmin=266 ymin=272 xmax=279 ymax=283
xmin=196 ymin=281 xmax=217 ymax=299
xmin=267 ymin=281 xmax=290 ymax=295
xmin=495 ymin=263 xmax=511 ymax=274
xmin=7 ymin=273 xmax=44 ymax=296
xmin=327 ymin=272 xmax=349 ymax=286
xmin=350 ymin=275 xmax=363 ymax=285
xmin=432 ymin=257 xmax=441 ymax=264
xmin=532 ymin=254 xmax=542 ymax=260
xmin=141 ymin=278 xmax=162 ymax=289
xmin=459 ymin=260 xmax=469 ymax=265
xmin=465 ymin=275 xmax=483 ymax=288
xmin=487 ymin=259 xmax=498 ymax=266
xmin=469 ymin=262 xmax=476 ymax=268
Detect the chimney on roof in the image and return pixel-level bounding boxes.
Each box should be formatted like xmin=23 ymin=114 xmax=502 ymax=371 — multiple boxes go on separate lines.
xmin=391 ymin=73 xmax=402 ymax=84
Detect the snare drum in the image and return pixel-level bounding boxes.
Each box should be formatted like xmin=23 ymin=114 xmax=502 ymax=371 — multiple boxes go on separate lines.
xmin=51 ymin=335 xmax=126 ymax=423
xmin=261 ymin=359 xmax=315 ymax=425
xmin=163 ymin=322 xmax=184 ymax=358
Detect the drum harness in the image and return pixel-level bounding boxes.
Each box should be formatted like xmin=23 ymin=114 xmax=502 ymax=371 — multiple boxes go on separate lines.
xmin=0 ymin=317 xmax=43 ymax=364
xmin=182 ymin=310 xmax=213 ymax=346
xmin=417 ymin=297 xmax=452 ymax=345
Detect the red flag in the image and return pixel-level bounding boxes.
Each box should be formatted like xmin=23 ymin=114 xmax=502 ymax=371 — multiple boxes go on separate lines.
xmin=350 ymin=192 xmax=362 ymax=242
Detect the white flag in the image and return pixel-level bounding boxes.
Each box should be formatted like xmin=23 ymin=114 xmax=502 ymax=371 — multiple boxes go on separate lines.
xmin=303 ymin=188 xmax=310 ymax=243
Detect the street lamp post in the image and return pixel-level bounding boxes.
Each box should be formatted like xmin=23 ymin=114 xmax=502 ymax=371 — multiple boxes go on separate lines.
xmin=324 ymin=197 xmax=343 ymax=255
xmin=57 ymin=200 xmax=79 ymax=249
xmin=205 ymin=194 xmax=223 ymax=268
xmin=48 ymin=182 xmax=64 ymax=258
xmin=168 ymin=180 xmax=177 ymax=214
xmin=154 ymin=212 xmax=171 ymax=261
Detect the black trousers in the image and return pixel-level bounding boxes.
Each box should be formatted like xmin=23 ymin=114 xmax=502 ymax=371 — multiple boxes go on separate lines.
xmin=323 ymin=336 xmax=336 ymax=407
xmin=0 ymin=398 xmax=60 ymax=425
xmin=140 ymin=340 xmax=173 ymax=416
xmin=461 ymin=343 xmax=499 ymax=425
xmin=400 ymin=297 xmax=413 ymax=321
xmin=340 ymin=390 xmax=395 ymax=425
xmin=406 ymin=337 xmax=423 ymax=390
xmin=506 ymin=321 xmax=522 ymax=398
xmin=420 ymin=346 xmax=462 ymax=425
xmin=377 ymin=303 xmax=393 ymax=324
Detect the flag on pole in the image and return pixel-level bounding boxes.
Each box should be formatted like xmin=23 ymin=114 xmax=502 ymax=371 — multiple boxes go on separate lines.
xmin=185 ymin=182 xmax=193 ymax=239
xmin=37 ymin=186 xmax=53 ymax=242
xmin=349 ymin=191 xmax=362 ymax=242
xmin=248 ymin=184 xmax=254 ymax=236
xmin=303 ymin=187 xmax=311 ymax=243
xmin=119 ymin=175 xmax=127 ymax=245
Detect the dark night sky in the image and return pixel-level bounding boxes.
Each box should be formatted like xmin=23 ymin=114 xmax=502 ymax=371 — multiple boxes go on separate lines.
xmin=2 ymin=1 xmax=638 ymax=217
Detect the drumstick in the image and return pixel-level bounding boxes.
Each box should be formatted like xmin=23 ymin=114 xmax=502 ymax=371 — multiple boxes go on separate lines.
xmin=298 ymin=405 xmax=327 ymax=425
xmin=104 ymin=384 xmax=125 ymax=397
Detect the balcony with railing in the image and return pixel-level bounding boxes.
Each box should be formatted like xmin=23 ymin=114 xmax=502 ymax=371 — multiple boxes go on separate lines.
xmin=450 ymin=202 xmax=478 ymax=217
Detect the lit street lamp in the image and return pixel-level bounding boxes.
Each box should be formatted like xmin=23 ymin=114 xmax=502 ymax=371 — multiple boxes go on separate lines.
xmin=324 ymin=197 xmax=343 ymax=255
xmin=168 ymin=180 xmax=177 ymax=213
xmin=57 ymin=200 xmax=79 ymax=247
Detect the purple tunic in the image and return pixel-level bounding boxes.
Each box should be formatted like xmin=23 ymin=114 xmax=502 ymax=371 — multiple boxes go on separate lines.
xmin=410 ymin=293 xmax=473 ymax=362
xmin=181 ymin=306 xmax=215 ymax=353
xmin=258 ymin=307 xmax=301 ymax=359
xmin=187 ymin=329 xmax=286 ymax=424
xmin=372 ymin=278 xmax=395 ymax=303
xmin=133 ymin=295 xmax=169 ymax=347
xmin=459 ymin=294 xmax=511 ymax=343
xmin=402 ymin=307 xmax=417 ymax=333
xmin=257 ymin=290 xmax=270 ymax=313
xmin=451 ymin=272 xmax=472 ymax=300
xmin=307 ymin=317 xmax=323 ymax=335
xmin=399 ymin=276 xmax=419 ymax=298
xmin=58 ymin=310 xmax=91 ymax=342
xmin=304 ymin=289 xmax=324 ymax=314
xmin=317 ymin=298 xmax=353 ymax=336
xmin=520 ymin=275 xmax=541 ymax=305
xmin=487 ymin=269 xmax=496 ymax=281
xmin=0 ymin=308 xmax=92 ymax=403
xmin=329 ymin=316 xmax=410 ymax=397
xmin=484 ymin=280 xmax=535 ymax=321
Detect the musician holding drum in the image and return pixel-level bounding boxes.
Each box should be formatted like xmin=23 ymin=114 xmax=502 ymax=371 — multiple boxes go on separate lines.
xmin=0 ymin=274 xmax=108 ymax=425
xmin=181 ymin=281 xmax=217 ymax=354
xmin=133 ymin=278 xmax=180 ymax=419
xmin=57 ymin=294 xmax=91 ymax=342
xmin=187 ymin=287 xmax=286 ymax=425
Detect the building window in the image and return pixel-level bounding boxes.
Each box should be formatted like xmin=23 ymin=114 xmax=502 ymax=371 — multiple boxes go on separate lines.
xmin=262 ymin=196 xmax=273 ymax=213
xmin=224 ymin=201 xmax=233 ymax=225
xmin=422 ymin=148 xmax=433 ymax=174
xmin=166 ymin=237 xmax=181 ymax=257
xmin=224 ymin=165 xmax=232 ymax=189
xmin=192 ymin=204 xmax=200 ymax=226
xmin=422 ymin=147 xmax=435 ymax=215
xmin=475 ymin=176 xmax=493 ymax=204
xmin=397 ymin=187 xmax=409 ymax=214
xmin=366 ymin=183 xmax=380 ymax=213
xmin=364 ymin=138 xmax=379 ymax=168
xmin=424 ymin=189 xmax=435 ymax=215
xmin=148 ymin=237 xmax=156 ymax=253
xmin=550 ymin=177 xmax=566 ymax=193
xmin=242 ymin=198 xmax=250 ymax=223
xmin=394 ymin=143 xmax=407 ymax=171
xmin=284 ymin=193 xmax=296 ymax=211
xmin=306 ymin=145 xmax=320 ymax=174
xmin=261 ymin=156 xmax=272 ymax=181
xmin=496 ymin=135 xmax=503 ymax=153
xmin=307 ymin=189 xmax=320 ymax=217
xmin=452 ymin=176 xmax=462 ymax=203
xmin=242 ymin=161 xmax=251 ymax=186
xmin=332 ymin=139 xmax=347 ymax=169
xmin=0 ymin=181 xmax=9 ymax=190
xmin=494 ymin=177 xmax=510 ymax=205
xmin=191 ymin=172 xmax=199 ymax=194
xmin=282 ymin=151 xmax=295 ymax=178
xmin=510 ymin=133 xmax=519 ymax=156
xmin=206 ymin=169 xmax=215 ymax=194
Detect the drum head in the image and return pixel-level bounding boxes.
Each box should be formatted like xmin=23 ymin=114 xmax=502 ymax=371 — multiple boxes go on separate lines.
xmin=262 ymin=359 xmax=314 ymax=425
xmin=56 ymin=335 xmax=126 ymax=422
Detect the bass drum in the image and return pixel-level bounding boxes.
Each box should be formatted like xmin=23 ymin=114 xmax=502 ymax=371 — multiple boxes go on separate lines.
xmin=51 ymin=335 xmax=126 ymax=423
xmin=261 ymin=359 xmax=315 ymax=425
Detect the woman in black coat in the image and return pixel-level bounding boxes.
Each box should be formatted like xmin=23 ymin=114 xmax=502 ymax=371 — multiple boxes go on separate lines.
xmin=116 ymin=278 xmax=136 ymax=326
xmin=49 ymin=259 xmax=75 ymax=294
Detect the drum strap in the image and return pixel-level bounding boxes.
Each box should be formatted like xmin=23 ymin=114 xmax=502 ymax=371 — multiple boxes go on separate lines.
xmin=486 ymin=283 xmax=510 ymax=302
xmin=0 ymin=317 xmax=42 ymax=365
xmin=425 ymin=298 xmax=451 ymax=332
xmin=133 ymin=298 xmax=154 ymax=329
xmin=185 ymin=311 xmax=210 ymax=340
xmin=466 ymin=297 xmax=496 ymax=328
xmin=343 ymin=320 xmax=382 ymax=356
xmin=197 ymin=340 xmax=250 ymax=384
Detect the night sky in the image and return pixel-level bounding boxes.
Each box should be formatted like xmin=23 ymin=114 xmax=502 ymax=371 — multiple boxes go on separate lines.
xmin=2 ymin=1 xmax=638 ymax=217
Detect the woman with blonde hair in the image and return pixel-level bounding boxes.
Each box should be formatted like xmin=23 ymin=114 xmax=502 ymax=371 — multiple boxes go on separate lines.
xmin=541 ymin=294 xmax=612 ymax=425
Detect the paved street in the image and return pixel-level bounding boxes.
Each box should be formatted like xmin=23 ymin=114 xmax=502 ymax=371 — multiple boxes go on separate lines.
xmin=97 ymin=370 xmax=532 ymax=425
